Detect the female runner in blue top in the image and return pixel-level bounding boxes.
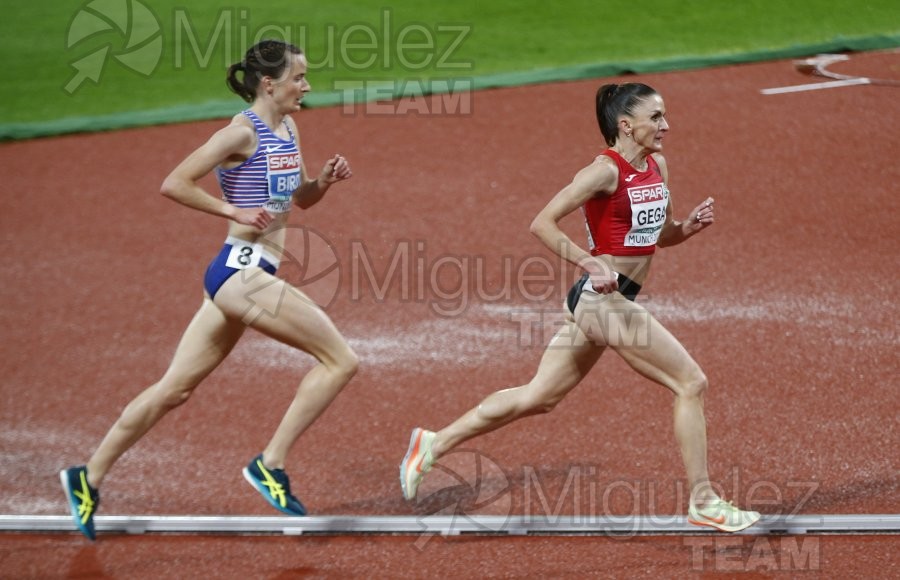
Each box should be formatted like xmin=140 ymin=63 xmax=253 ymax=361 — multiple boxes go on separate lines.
xmin=61 ymin=39 xmax=358 ymax=540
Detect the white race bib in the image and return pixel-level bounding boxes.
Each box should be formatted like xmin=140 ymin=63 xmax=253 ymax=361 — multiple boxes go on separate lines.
xmin=225 ymin=242 xmax=263 ymax=270
xmin=625 ymin=183 xmax=668 ymax=247
xmin=266 ymin=148 xmax=301 ymax=209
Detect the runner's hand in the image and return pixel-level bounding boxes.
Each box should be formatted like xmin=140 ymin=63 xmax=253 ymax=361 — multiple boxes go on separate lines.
xmin=581 ymin=258 xmax=619 ymax=294
xmin=686 ymin=197 xmax=715 ymax=233
xmin=319 ymin=154 xmax=352 ymax=185
xmin=231 ymin=207 xmax=273 ymax=229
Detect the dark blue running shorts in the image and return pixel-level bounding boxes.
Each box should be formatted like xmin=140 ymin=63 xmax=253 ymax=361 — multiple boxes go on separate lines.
xmin=204 ymin=237 xmax=279 ymax=299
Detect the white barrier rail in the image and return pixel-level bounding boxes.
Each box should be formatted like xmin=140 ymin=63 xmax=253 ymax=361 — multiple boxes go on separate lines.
xmin=1 ymin=514 xmax=898 ymax=536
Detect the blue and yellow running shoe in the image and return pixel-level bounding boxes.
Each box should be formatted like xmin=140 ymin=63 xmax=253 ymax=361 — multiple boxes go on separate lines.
xmin=242 ymin=454 xmax=306 ymax=516
xmin=59 ymin=466 xmax=100 ymax=541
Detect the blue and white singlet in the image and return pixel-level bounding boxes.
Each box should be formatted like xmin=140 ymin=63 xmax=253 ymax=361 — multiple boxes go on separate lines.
xmin=216 ymin=109 xmax=302 ymax=214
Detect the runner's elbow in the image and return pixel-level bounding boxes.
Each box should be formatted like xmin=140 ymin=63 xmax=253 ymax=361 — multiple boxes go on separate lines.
xmin=160 ymin=176 xmax=179 ymax=199
xmin=529 ymin=214 xmax=550 ymax=238
xmin=160 ymin=175 xmax=191 ymax=201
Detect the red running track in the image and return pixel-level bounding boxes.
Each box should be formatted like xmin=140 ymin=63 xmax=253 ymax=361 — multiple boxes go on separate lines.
xmin=0 ymin=49 xmax=897 ymax=577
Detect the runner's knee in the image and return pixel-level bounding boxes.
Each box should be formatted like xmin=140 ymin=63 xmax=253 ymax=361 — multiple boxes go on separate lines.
xmin=325 ymin=344 xmax=359 ymax=381
xmin=339 ymin=347 xmax=359 ymax=378
xmin=524 ymin=388 xmax=565 ymax=415
xmin=532 ymin=398 xmax=561 ymax=414
xmin=159 ymin=382 xmax=199 ymax=409
xmin=129 ymin=381 xmax=197 ymax=418
xmin=677 ymin=372 xmax=708 ymax=399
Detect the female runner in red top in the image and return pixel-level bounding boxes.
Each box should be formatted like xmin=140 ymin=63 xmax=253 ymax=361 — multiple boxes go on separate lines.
xmin=400 ymin=83 xmax=760 ymax=533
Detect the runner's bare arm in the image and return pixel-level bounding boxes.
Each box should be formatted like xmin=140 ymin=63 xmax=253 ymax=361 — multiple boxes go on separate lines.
xmin=287 ymin=118 xmax=352 ymax=210
xmin=530 ymin=159 xmax=620 ymax=290
xmin=654 ymin=153 xmax=714 ymax=247
xmin=293 ymin=153 xmax=352 ymax=209
xmin=161 ymin=123 xmax=273 ymax=229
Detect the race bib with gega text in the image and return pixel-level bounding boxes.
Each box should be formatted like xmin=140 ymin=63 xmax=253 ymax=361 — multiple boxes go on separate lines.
xmin=625 ymin=183 xmax=668 ymax=247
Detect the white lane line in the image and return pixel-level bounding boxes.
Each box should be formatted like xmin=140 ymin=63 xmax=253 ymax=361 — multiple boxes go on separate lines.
xmin=761 ymin=77 xmax=871 ymax=95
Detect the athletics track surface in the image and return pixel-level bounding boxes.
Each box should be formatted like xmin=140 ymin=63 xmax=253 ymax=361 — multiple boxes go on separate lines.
xmin=0 ymin=49 xmax=897 ymax=577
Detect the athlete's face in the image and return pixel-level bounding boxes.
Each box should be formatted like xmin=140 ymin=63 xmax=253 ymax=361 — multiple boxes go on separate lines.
xmin=269 ymin=53 xmax=310 ymax=113
xmin=622 ymin=94 xmax=669 ymax=152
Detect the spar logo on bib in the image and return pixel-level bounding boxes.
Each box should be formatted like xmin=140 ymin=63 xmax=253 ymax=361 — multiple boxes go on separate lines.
xmin=266 ymin=147 xmax=302 ymax=205
xmin=625 ymin=183 xmax=668 ymax=247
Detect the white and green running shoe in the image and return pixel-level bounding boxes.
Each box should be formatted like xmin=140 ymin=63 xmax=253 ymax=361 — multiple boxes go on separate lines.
xmin=399 ymin=428 xmax=436 ymax=501
xmin=688 ymin=498 xmax=760 ymax=532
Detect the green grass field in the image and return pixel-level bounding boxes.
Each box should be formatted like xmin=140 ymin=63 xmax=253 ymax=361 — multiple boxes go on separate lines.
xmin=1 ymin=0 xmax=897 ymax=136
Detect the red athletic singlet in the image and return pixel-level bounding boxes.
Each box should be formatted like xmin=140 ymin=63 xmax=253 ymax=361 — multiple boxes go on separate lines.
xmin=583 ymin=149 xmax=668 ymax=256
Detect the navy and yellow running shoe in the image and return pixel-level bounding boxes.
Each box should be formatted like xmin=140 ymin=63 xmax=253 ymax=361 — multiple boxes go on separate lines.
xmin=59 ymin=466 xmax=100 ymax=541
xmin=242 ymin=454 xmax=306 ymax=516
